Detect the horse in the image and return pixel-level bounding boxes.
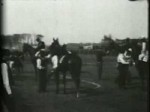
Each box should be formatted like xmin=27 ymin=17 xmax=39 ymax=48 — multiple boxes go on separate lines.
xmin=49 ymin=38 xmax=82 ymax=98
xmin=22 ymin=43 xmax=38 ymax=80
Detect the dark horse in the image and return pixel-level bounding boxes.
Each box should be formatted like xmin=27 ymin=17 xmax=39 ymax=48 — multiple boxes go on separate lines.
xmin=49 ymin=38 xmax=82 ymax=98
xmin=22 ymin=43 xmax=38 ymax=80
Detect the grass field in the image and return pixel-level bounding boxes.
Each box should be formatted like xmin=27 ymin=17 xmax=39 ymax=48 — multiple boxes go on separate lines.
xmin=6 ymin=54 xmax=148 ymax=112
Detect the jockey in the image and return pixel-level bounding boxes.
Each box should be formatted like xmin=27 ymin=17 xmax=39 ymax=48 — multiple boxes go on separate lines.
xmin=35 ymin=37 xmax=45 ymax=52
xmin=35 ymin=37 xmax=45 ymax=58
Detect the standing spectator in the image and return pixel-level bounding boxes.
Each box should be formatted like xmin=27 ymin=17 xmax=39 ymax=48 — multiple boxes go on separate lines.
xmin=0 ymin=49 xmax=15 ymax=112
xmin=116 ymin=48 xmax=132 ymax=89
xmin=36 ymin=50 xmax=48 ymax=93
xmin=137 ymin=50 xmax=149 ymax=89
xmin=95 ymin=50 xmax=105 ymax=80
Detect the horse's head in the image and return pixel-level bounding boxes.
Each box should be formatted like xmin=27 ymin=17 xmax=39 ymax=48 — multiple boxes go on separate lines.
xmin=52 ymin=38 xmax=60 ymax=46
xmin=49 ymin=38 xmax=62 ymax=56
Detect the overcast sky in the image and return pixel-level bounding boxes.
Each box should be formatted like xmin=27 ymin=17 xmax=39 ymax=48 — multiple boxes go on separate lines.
xmin=2 ymin=0 xmax=148 ymax=44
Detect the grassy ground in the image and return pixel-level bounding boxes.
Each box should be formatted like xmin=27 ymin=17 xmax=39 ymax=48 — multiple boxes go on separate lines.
xmin=7 ymin=55 xmax=148 ymax=112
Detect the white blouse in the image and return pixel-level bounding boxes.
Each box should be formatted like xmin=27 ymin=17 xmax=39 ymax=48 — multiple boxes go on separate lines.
xmin=117 ymin=53 xmax=130 ymax=64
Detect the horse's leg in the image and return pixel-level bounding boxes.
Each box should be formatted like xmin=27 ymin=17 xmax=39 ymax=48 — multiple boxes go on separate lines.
xmin=75 ymin=76 xmax=80 ymax=98
xmin=76 ymin=77 xmax=80 ymax=98
xmin=63 ymin=73 xmax=66 ymax=94
xmin=71 ymin=73 xmax=80 ymax=98
xmin=54 ymin=71 xmax=60 ymax=94
xmin=33 ymin=65 xmax=38 ymax=81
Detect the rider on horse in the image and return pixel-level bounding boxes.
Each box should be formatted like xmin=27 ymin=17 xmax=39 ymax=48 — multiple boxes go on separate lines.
xmin=35 ymin=36 xmax=45 ymax=51
xmin=49 ymin=39 xmax=72 ymax=70
xmin=35 ymin=37 xmax=46 ymax=57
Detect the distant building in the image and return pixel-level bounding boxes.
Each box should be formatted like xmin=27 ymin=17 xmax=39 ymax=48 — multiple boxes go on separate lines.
xmin=2 ymin=33 xmax=43 ymax=51
xmin=83 ymin=44 xmax=93 ymax=50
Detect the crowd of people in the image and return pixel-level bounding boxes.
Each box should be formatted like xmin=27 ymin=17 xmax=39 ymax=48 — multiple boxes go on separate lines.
xmin=95 ymin=38 xmax=149 ymax=89
xmin=0 ymin=37 xmax=149 ymax=112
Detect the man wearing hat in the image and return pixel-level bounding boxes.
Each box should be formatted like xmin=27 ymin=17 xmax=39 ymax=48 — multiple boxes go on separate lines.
xmin=35 ymin=36 xmax=46 ymax=59
xmin=36 ymin=37 xmax=45 ymax=52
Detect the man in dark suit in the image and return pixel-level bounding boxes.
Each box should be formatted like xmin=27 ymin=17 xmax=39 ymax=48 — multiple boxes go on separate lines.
xmin=95 ymin=50 xmax=105 ymax=80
